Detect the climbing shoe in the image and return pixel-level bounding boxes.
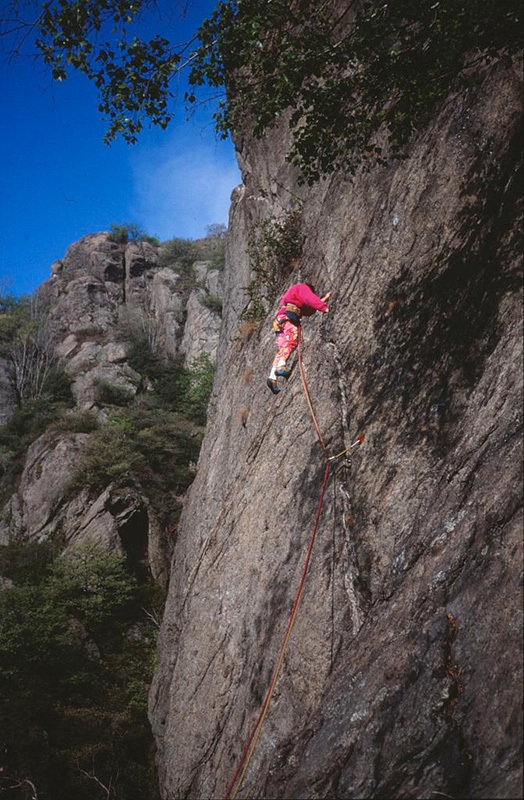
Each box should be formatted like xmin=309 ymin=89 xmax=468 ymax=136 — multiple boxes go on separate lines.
xmin=266 ymin=378 xmax=280 ymax=394
xmin=276 ymin=368 xmax=290 ymax=379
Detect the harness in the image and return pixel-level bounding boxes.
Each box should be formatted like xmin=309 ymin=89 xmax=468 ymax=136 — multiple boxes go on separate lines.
xmin=272 ymin=303 xmax=302 ymax=332
xmin=284 ymin=302 xmax=302 ymax=318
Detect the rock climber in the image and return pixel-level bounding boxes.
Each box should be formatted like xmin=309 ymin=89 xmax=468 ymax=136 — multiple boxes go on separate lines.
xmin=267 ymin=282 xmax=331 ymax=394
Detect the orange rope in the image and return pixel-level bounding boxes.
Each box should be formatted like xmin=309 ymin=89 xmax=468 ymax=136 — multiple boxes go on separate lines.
xmin=297 ymin=327 xmax=328 ymax=455
xmin=225 ymin=328 xmax=331 ymax=800
xmin=225 ymin=461 xmax=330 ymax=800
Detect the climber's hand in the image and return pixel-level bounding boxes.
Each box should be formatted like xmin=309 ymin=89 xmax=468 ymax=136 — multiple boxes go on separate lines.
xmin=322 ymin=292 xmax=331 ymax=303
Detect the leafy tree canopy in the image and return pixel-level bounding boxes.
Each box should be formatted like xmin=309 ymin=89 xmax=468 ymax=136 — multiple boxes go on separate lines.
xmin=3 ymin=0 xmax=522 ymax=181
xmin=193 ymin=0 xmax=522 ymax=182
xmin=0 ymin=541 xmax=162 ymax=799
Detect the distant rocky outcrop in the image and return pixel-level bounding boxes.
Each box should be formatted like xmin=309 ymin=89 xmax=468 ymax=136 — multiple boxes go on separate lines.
xmin=149 ymin=56 xmax=523 ymax=800
xmin=43 ymin=234 xmax=223 ymax=408
xmin=0 ymin=233 xmax=223 ymax=584
xmin=180 ymin=263 xmax=223 ymax=364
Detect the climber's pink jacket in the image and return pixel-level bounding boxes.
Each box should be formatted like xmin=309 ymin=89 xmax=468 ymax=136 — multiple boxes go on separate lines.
xmin=280 ymin=283 xmax=329 ymax=315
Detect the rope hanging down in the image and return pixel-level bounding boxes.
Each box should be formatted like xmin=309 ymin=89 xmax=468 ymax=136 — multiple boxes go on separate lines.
xmin=224 ymin=329 xmax=363 ymax=800
xmin=225 ymin=460 xmax=330 ymax=800
xmin=296 ymin=327 xmax=329 ymax=455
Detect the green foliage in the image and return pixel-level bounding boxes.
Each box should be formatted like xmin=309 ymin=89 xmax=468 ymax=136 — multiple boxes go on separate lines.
xmin=211 ymin=247 xmax=226 ymax=271
xmin=199 ymin=293 xmax=223 ymax=315
xmin=51 ymin=409 xmax=100 ymax=434
xmin=18 ymin=0 xmax=521 ymax=181
xmin=0 ymin=294 xmax=29 ymax=345
xmin=66 ymin=406 xmax=202 ymax=526
xmin=0 ymin=540 xmax=57 ymax=586
xmin=158 ymin=237 xmax=197 ymax=276
xmin=199 ymin=231 xmax=227 ymax=271
xmin=0 ymin=294 xmax=29 ymax=355
xmin=116 ymin=332 xmax=215 ymax=426
xmin=124 ymin=331 xmax=186 ymax=408
xmin=47 ymin=542 xmax=136 ymax=631
xmin=94 ymin=377 xmax=135 ymax=407
xmin=0 ymin=294 xmax=20 ymax=314
xmin=108 ymin=222 xmax=138 ymax=244
xmin=108 ymin=222 xmax=160 ymax=245
xmin=177 ymin=353 xmax=216 ymax=425
xmin=142 ymin=233 xmax=161 ymax=246
xmin=0 ymin=400 xmax=54 ymax=458
xmin=157 ymin=231 xmax=226 ymax=278
xmin=0 ymin=292 xmax=72 ymax=407
xmin=41 ymin=365 xmax=74 ymax=403
xmin=0 ymin=391 xmax=74 ymax=510
xmin=34 ymin=0 xmax=178 ymax=146
xmin=191 ymin=0 xmax=523 ymax=182
xmin=0 ymin=541 xmax=161 ymax=799
xmin=65 ymin=417 xmax=146 ymax=498
xmin=242 ymin=210 xmax=303 ymax=322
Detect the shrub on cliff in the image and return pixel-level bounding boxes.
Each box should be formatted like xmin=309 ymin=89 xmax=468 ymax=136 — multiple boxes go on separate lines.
xmin=0 ymin=359 xmax=74 ymax=509
xmin=242 ymin=210 xmax=303 ymax=322
xmin=108 ymin=222 xmax=160 ymax=246
xmin=158 ymin=237 xmax=196 ymax=272
xmin=157 ymin=233 xmax=226 ymax=286
xmin=177 ymin=353 xmax=216 ymax=426
xmin=191 ymin=0 xmax=523 ymax=182
xmin=66 ymin=407 xmax=202 ymax=528
xmin=119 ymin=316 xmax=216 ymax=421
xmin=199 ymin=293 xmax=223 ymax=315
xmin=0 ymin=293 xmax=73 ymax=409
xmin=94 ymin=378 xmax=135 ymax=407
xmin=65 ymin=417 xmax=148 ymax=498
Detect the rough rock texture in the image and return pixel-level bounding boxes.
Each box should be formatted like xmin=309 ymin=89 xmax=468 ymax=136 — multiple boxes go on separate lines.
xmin=180 ymin=263 xmax=224 ymax=364
xmin=5 ymin=432 xmax=89 ymax=541
xmin=149 ymin=268 xmax=186 ymax=359
xmin=60 ymin=481 xmax=164 ymax=580
xmin=149 ymin=59 xmax=523 ymax=800
xmin=42 ymin=234 xmax=223 ymax=407
xmin=0 ymin=418 xmax=164 ymax=574
xmin=0 ymin=234 xmax=222 ymax=585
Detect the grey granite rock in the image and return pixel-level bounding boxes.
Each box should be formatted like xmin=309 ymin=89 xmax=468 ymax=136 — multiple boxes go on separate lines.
xmin=149 ymin=58 xmax=523 ymax=800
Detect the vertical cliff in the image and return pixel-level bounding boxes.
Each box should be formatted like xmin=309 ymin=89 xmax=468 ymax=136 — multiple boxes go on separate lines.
xmin=149 ymin=56 xmax=522 ymax=800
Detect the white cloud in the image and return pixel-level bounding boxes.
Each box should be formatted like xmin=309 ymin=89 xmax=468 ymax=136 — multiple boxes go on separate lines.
xmin=130 ymin=125 xmax=241 ymax=241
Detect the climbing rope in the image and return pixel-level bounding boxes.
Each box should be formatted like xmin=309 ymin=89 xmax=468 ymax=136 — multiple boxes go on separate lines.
xmin=297 ymin=327 xmax=328 ymax=455
xmin=225 ymin=461 xmax=330 ymax=800
xmin=224 ymin=328 xmax=363 ymax=800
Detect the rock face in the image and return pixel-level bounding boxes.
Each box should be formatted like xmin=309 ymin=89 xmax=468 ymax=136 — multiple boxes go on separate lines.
xmin=43 ymin=234 xmax=223 ymax=407
xmin=0 ymin=234 xmax=223 ymax=585
xmin=149 ymin=58 xmax=522 ymax=800
xmin=180 ymin=262 xmax=224 ymax=364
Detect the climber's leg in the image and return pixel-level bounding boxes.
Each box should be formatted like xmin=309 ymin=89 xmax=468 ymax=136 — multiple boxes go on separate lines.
xmin=276 ymin=349 xmax=297 ymax=378
xmin=271 ymin=321 xmax=299 ymax=374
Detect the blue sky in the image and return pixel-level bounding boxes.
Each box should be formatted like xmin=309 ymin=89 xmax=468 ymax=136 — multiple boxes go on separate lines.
xmin=0 ymin=1 xmax=241 ymax=297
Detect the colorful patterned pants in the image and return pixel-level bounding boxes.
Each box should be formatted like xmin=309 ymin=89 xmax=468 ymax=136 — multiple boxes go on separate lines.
xmin=270 ymin=310 xmax=300 ymax=376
